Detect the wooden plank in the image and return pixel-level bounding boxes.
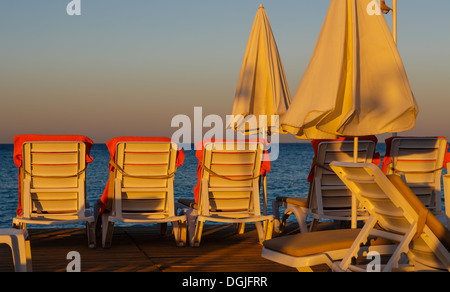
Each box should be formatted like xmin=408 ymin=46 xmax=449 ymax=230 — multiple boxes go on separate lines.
xmin=0 ymin=224 xmax=329 ymax=272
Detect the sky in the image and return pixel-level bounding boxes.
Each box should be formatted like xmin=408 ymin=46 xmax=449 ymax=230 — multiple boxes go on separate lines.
xmin=0 ymin=0 xmax=449 ymax=143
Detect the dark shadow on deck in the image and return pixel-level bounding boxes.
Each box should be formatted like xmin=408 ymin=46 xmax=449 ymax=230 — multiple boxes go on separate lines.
xmin=0 ymin=224 xmax=325 ymax=272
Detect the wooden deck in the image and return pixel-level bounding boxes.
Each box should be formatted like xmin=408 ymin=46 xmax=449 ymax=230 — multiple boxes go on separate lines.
xmin=0 ymin=223 xmax=329 ymax=273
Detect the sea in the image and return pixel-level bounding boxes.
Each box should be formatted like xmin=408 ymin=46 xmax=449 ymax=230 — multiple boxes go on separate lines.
xmin=0 ymin=142 xmax=443 ymax=229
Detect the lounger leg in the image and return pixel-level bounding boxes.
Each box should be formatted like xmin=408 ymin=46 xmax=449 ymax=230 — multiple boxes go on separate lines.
xmin=2 ymin=236 xmax=22 ymax=272
xmin=172 ymin=221 xmax=180 ymax=245
xmin=185 ymin=209 xmax=199 ymax=247
xmin=25 ymin=239 xmax=32 ymax=272
xmin=272 ymin=201 xmax=281 ymax=234
xmin=1 ymin=236 xmax=20 ymax=272
xmin=171 ymin=221 xmax=186 ymax=247
xmin=273 ymin=200 xmax=289 ymax=234
xmin=255 ymin=220 xmax=273 ymax=244
xmin=12 ymin=220 xmax=26 ymax=230
xmin=193 ymin=220 xmax=204 ymax=248
xmin=179 ymin=220 xmax=187 ymax=247
xmin=278 ymin=210 xmax=291 ymax=233
xmin=254 ymin=221 xmax=267 ymax=245
xmin=160 ymin=223 xmax=168 ymax=236
xmin=0 ymin=234 xmax=30 ymax=272
xmin=284 ymin=206 xmax=309 ymax=233
xmin=236 ymin=223 xmax=245 ymax=234
xmin=309 ymin=218 xmax=319 ymax=232
xmin=383 ymin=223 xmax=417 ymax=272
xmin=94 ymin=201 xmax=103 ymax=246
xmin=101 ymin=213 xmax=114 ymax=249
xmin=86 ymin=221 xmax=96 ymax=249
xmin=272 ymin=200 xmax=281 ymax=223
xmin=336 ymin=216 xmax=377 ymax=272
xmin=14 ymin=234 xmax=30 ymax=272
xmin=265 ymin=219 xmax=273 ymax=241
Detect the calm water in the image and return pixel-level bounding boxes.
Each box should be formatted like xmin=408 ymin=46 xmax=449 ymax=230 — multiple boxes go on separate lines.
xmin=0 ymin=143 xmax=391 ymax=228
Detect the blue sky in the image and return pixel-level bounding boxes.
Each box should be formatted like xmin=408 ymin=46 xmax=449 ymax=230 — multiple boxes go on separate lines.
xmin=0 ymin=0 xmax=449 ymax=143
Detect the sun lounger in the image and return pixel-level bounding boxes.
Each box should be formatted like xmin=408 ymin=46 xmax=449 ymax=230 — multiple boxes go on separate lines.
xmin=12 ymin=135 xmax=96 ymax=248
xmin=330 ymin=162 xmax=450 ymax=272
xmin=382 ymin=136 xmax=450 ymax=215
xmin=0 ymin=229 xmax=32 ymax=272
xmin=98 ymin=137 xmax=187 ymax=248
xmin=178 ymin=140 xmax=273 ymax=247
xmin=273 ymin=136 xmax=379 ymax=233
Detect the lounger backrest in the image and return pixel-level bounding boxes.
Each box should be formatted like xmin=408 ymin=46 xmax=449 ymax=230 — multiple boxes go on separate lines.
xmin=384 ymin=137 xmax=447 ymax=213
xmin=309 ymin=141 xmax=375 ymax=218
xmin=200 ymin=142 xmax=263 ymax=218
xmin=330 ymin=162 xmax=418 ymax=235
xmin=114 ymin=142 xmax=178 ymax=217
xmin=22 ymin=142 xmax=87 ymax=217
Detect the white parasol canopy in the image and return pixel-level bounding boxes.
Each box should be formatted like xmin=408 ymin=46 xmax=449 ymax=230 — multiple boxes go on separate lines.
xmin=229 ymin=4 xmax=291 ymax=137
xmin=281 ymin=0 xmax=418 ymax=140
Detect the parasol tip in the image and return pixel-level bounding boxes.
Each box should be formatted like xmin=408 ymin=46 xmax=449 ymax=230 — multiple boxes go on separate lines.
xmin=259 ymin=4 xmax=264 ymax=9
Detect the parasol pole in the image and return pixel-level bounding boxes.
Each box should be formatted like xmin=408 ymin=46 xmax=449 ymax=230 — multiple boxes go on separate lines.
xmin=262 ymin=127 xmax=268 ymax=216
xmin=352 ymin=137 xmax=358 ymax=228
xmin=392 ymin=0 xmax=398 ymax=138
xmin=392 ymin=0 xmax=397 ymax=44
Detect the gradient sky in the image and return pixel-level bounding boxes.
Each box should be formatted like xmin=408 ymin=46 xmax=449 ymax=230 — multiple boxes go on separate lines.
xmin=0 ymin=0 xmax=449 ymax=143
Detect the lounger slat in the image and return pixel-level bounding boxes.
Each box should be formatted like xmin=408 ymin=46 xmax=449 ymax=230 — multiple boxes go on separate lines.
xmin=124 ymin=153 xmax=170 ymax=165
xmin=31 ymin=153 xmax=79 ymax=165
xmin=31 ymin=164 xmax=79 ymax=177
xmin=30 ymin=143 xmax=79 ymax=152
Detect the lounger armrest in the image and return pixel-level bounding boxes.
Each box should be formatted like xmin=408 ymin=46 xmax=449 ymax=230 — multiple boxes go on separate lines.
xmin=114 ymin=178 xmax=123 ymax=217
xmin=263 ymin=175 xmax=268 ymax=216
xmin=22 ymin=179 xmax=31 ymax=220
xmin=78 ymin=177 xmax=86 ymax=218
xmin=443 ymin=174 xmax=450 ymax=228
xmin=200 ymin=178 xmax=210 ymax=216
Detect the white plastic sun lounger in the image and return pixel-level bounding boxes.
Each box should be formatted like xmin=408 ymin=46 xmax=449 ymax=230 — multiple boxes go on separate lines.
xmin=331 ymin=162 xmax=450 ymax=272
xmin=181 ymin=141 xmax=273 ymax=247
xmin=101 ymin=140 xmax=187 ymax=248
